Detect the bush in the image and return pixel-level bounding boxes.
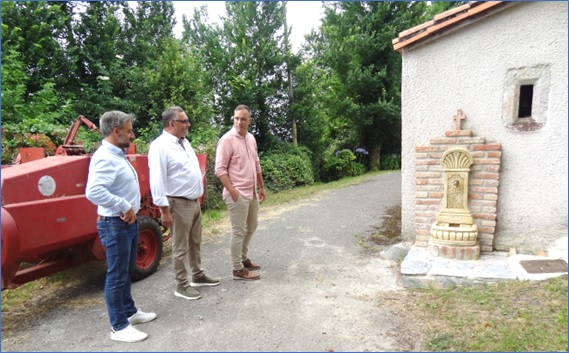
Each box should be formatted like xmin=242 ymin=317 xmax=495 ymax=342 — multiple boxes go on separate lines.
xmin=1 ymin=121 xmax=67 ymax=164
xmin=379 ymin=154 xmax=401 ymax=170
xmin=321 ymin=149 xmax=366 ymax=182
xmin=260 ymin=145 xmax=314 ymax=193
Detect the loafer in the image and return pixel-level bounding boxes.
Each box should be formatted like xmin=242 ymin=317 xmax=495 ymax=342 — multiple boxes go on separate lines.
xmin=242 ymin=259 xmax=261 ymax=270
xmin=232 ymin=268 xmax=260 ymax=281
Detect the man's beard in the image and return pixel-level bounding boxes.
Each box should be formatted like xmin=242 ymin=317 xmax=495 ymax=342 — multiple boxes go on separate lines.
xmin=117 ymin=131 xmax=131 ymax=149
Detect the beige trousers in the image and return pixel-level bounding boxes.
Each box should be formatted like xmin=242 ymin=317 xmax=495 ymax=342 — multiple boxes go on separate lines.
xmin=225 ymin=194 xmax=259 ymax=271
xmin=168 ymin=197 xmax=203 ymax=287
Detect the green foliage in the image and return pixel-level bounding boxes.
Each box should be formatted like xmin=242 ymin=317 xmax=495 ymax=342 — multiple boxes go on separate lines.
xmin=1 ymin=48 xmax=28 ymax=124
xmin=1 ymin=45 xmax=75 ymax=126
xmin=75 ymin=126 xmax=103 ymax=154
xmin=425 ymin=2 xmax=467 ymax=20
xmin=132 ymin=119 xmax=163 ymax=155
xmin=2 ymin=1 xmax=428 ymax=180
xmin=379 ymin=154 xmax=401 ymax=171
xmin=1 ymin=1 xmax=73 ymax=95
xmin=141 ymin=37 xmax=212 ymax=127
xmin=184 ymin=1 xmax=289 ymax=152
xmin=1 ymin=129 xmax=59 ymax=165
xmin=305 ymin=2 xmax=426 ymax=168
xmin=1 ymin=120 xmax=69 ymax=164
xmin=260 ymin=144 xmax=314 ymax=192
xmin=201 ymin=154 xmax=224 ymax=211
xmin=322 ymin=149 xmax=366 ymax=182
xmin=190 ymin=125 xmax=225 ymax=211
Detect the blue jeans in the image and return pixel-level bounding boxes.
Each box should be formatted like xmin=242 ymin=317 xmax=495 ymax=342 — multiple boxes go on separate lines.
xmin=97 ymin=217 xmax=138 ymax=331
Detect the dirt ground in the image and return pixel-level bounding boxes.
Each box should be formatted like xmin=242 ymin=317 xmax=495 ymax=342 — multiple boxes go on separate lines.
xmin=1 ymin=171 xmax=426 ymax=352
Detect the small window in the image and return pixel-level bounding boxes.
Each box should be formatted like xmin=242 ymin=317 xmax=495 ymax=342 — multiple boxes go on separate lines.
xmin=518 ymin=85 xmax=533 ymax=118
xmin=502 ymin=65 xmax=550 ymax=132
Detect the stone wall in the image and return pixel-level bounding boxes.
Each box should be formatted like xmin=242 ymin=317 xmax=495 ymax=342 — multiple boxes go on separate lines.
xmin=414 ymin=128 xmax=501 ymax=252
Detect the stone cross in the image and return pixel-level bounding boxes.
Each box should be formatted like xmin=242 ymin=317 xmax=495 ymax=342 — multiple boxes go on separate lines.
xmin=453 ymin=109 xmax=466 ymax=130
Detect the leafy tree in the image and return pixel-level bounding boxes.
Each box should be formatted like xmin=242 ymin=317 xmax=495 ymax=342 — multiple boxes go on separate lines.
xmin=142 ymin=37 xmax=213 ymax=132
xmin=183 ymin=1 xmax=289 ymax=152
xmin=308 ymin=1 xmax=427 ymax=169
xmin=71 ymin=1 xmax=127 ymax=119
xmin=425 ymin=1 xmax=467 ymax=19
xmin=181 ymin=5 xmax=225 ymax=112
xmin=119 ymin=1 xmax=175 ymax=67
xmin=1 ymin=47 xmax=29 ymax=124
xmin=116 ymin=1 xmax=181 ymax=126
xmin=223 ymin=1 xmax=289 ymax=151
xmin=1 ymin=1 xmax=77 ymax=125
xmin=1 ymin=1 xmax=72 ymax=98
xmin=289 ymin=59 xmax=335 ymax=178
xmin=1 ymin=21 xmax=73 ymax=163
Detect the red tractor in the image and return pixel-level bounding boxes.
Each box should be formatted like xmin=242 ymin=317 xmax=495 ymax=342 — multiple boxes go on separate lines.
xmin=1 ymin=116 xmax=206 ymax=290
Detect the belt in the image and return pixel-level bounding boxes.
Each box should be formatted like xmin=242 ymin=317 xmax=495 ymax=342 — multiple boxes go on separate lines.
xmin=97 ymin=215 xmax=122 ymax=221
xmin=167 ymin=196 xmax=198 ymax=202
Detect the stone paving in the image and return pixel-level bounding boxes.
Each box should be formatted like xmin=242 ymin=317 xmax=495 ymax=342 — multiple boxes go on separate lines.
xmin=398 ymin=235 xmax=568 ymax=288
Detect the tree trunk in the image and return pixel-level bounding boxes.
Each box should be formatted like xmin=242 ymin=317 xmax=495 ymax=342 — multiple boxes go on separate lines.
xmin=370 ymin=146 xmax=381 ymax=170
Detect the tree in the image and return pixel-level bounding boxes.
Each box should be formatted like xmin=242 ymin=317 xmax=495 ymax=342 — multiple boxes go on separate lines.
xmin=71 ymin=1 xmax=127 ymax=119
xmin=425 ymin=1 xmax=467 ymax=19
xmin=308 ymin=2 xmax=428 ymax=169
xmin=1 ymin=2 xmax=70 ymax=94
xmin=182 ymin=1 xmax=289 ymax=151
xmin=1 ymin=1 xmax=76 ymax=123
xmin=142 ymin=37 xmax=212 ymax=130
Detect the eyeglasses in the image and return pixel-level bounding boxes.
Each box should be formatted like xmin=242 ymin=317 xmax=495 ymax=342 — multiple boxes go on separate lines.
xmin=173 ymin=119 xmax=190 ymax=124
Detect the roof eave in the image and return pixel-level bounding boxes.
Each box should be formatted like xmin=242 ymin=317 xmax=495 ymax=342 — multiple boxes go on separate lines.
xmin=393 ymin=2 xmax=518 ymax=53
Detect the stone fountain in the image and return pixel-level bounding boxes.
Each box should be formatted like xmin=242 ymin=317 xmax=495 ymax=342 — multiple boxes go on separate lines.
xmin=429 ymin=147 xmax=480 ymax=260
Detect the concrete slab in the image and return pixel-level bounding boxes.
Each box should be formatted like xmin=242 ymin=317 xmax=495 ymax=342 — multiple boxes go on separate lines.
xmin=400 ymin=245 xmax=568 ymax=288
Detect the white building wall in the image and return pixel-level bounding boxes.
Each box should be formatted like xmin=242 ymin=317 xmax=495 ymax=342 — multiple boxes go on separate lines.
xmin=400 ymin=2 xmax=568 ymax=252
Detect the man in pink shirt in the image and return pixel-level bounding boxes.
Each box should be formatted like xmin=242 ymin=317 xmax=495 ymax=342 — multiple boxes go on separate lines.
xmin=215 ymin=105 xmax=266 ymax=280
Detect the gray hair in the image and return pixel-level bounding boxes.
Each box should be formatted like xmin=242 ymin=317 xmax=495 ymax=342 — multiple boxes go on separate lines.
xmin=99 ymin=111 xmax=135 ymax=137
xmin=162 ymin=106 xmax=185 ymax=128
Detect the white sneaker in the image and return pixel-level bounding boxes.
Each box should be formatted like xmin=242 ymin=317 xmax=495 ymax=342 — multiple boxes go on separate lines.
xmin=128 ymin=309 xmax=157 ymax=325
xmin=110 ymin=324 xmax=148 ymax=342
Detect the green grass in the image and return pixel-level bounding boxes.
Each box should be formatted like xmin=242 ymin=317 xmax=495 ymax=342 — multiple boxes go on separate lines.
xmin=1 ymin=281 xmax=39 ymax=312
xmin=261 ymin=170 xmax=384 ymax=207
xmin=383 ymin=276 xmax=568 ymax=352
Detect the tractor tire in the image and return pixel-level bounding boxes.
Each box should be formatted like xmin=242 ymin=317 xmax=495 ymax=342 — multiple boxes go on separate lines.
xmin=131 ymin=215 xmax=163 ymax=282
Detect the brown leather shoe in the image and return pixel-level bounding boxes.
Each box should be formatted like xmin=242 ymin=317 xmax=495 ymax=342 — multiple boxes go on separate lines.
xmin=232 ymin=268 xmax=260 ymax=281
xmin=242 ymin=259 xmax=261 ymax=270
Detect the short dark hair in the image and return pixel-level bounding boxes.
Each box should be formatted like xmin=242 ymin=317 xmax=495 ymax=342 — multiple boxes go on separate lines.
xmin=162 ymin=106 xmax=185 ymax=128
xmin=234 ymin=104 xmax=251 ymax=114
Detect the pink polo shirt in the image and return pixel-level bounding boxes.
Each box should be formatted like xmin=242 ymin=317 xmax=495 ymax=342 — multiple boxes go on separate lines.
xmin=215 ymin=127 xmax=262 ymax=200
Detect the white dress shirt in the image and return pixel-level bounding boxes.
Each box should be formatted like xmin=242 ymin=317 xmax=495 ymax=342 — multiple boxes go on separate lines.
xmin=86 ymin=140 xmax=141 ymax=216
xmin=148 ymin=130 xmax=204 ymax=207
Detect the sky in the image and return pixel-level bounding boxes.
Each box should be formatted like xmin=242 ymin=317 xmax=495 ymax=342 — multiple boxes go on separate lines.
xmin=171 ymin=1 xmax=325 ymax=52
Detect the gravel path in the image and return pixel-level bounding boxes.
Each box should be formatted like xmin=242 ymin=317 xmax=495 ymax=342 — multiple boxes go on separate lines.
xmin=2 ymin=171 xmax=424 ymax=352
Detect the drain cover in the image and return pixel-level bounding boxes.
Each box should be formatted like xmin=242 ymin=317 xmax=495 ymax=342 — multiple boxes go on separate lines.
xmin=519 ymin=259 xmax=568 ymax=274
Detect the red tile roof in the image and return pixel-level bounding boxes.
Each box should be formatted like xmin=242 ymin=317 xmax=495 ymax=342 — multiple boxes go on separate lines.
xmin=393 ymin=1 xmax=516 ymax=52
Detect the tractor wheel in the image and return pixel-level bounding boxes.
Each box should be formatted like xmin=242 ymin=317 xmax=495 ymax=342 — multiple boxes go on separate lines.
xmin=131 ymin=216 xmax=163 ymax=281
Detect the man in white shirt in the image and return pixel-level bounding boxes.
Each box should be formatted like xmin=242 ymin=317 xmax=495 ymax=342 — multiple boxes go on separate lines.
xmin=86 ymin=110 xmax=156 ymax=343
xmin=148 ymin=106 xmax=220 ymax=300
